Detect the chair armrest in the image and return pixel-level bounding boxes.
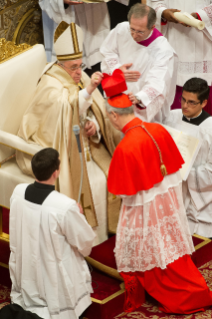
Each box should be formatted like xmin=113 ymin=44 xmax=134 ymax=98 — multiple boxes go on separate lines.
xmin=0 ymin=130 xmax=44 ymax=156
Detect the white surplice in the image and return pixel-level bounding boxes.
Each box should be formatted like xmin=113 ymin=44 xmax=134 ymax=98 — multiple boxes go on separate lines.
xmin=100 ymin=22 xmax=178 ymax=123
xmin=39 ymin=0 xmax=129 ymax=66
xmin=164 ymin=109 xmax=212 ymax=237
xmin=147 ymin=0 xmax=212 ymax=86
xmin=115 ymin=171 xmax=194 ymax=272
xmin=79 ymin=89 xmax=108 ymax=245
xmin=9 ymin=183 xmax=96 ymax=319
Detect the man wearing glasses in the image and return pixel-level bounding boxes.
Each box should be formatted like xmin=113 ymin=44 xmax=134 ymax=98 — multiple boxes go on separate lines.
xmin=100 ymin=3 xmax=178 ymax=123
xmin=164 ymin=77 xmax=212 ymax=238
xmin=16 ymin=22 xmax=121 ymax=246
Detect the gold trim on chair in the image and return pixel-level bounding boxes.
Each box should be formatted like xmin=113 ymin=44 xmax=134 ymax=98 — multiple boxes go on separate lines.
xmin=0 ymin=38 xmax=31 ymax=64
xmin=193 ymin=234 xmax=211 ymax=251
xmin=0 ymin=262 xmax=9 ymax=269
xmin=85 ymin=256 xmax=123 ymax=281
xmin=12 ymin=8 xmax=36 ymax=45
xmin=91 ymin=288 xmax=125 ymax=304
xmin=0 ymin=141 xmax=35 ymax=158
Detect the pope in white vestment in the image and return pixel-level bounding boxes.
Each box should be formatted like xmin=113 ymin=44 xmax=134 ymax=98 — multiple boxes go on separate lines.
xmin=100 ymin=3 xmax=178 ymax=123
xmin=10 ymin=148 xmax=96 ymax=319
xmin=164 ymin=78 xmax=212 ymax=237
xmin=147 ymin=0 xmax=212 ymax=114
xmin=16 ymin=22 xmax=121 ymax=246
xmin=39 ymin=0 xmax=129 ymax=66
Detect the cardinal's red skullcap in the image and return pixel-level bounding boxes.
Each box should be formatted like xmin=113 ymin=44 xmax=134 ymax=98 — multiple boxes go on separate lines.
xmin=108 ymin=93 xmax=132 ymax=108
xmin=102 ymin=69 xmax=127 ymax=97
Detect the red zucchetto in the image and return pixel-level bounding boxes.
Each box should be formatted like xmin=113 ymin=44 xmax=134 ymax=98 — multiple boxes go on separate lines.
xmin=107 ymin=93 xmax=132 ymax=108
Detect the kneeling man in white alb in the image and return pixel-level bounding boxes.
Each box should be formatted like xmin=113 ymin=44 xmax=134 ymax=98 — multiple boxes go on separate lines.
xmin=9 ymin=148 xmax=96 ymax=319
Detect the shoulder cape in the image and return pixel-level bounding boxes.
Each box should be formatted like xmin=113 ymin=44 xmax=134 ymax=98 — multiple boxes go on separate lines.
xmin=107 ymin=117 xmax=184 ymax=195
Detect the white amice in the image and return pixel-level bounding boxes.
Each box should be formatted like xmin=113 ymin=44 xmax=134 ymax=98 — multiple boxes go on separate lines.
xmin=147 ymin=0 xmax=212 ymax=86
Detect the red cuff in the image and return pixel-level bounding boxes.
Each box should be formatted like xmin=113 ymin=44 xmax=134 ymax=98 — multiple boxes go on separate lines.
xmin=161 ymin=20 xmax=167 ymax=25
xmin=196 ymin=12 xmax=202 ymax=21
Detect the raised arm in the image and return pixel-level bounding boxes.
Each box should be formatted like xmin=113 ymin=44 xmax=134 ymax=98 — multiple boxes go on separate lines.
xmin=134 ymin=46 xmax=178 ymax=122
xmin=197 ymin=4 xmax=212 ymax=40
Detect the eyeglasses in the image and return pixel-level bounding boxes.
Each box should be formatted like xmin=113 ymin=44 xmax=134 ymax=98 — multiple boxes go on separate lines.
xmin=129 ymin=27 xmax=145 ymax=35
xmin=179 ymin=96 xmax=201 ymax=107
xmin=58 ymin=63 xmax=85 ymax=71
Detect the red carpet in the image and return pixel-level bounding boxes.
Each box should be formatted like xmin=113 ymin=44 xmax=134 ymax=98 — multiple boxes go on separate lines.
xmin=0 ymin=284 xmax=10 ymax=308
xmin=2 ymin=208 xmax=9 ymax=234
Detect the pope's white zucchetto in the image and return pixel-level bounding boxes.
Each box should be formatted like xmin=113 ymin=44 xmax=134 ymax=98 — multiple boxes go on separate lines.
xmin=54 ymin=21 xmax=83 ymax=61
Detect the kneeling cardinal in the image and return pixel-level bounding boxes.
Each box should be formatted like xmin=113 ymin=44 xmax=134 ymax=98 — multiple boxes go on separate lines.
xmin=103 ymin=77 xmax=212 ymax=314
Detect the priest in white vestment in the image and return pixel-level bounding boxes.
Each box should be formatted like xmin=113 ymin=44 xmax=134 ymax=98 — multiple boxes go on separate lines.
xmin=16 ymin=22 xmax=121 ymax=246
xmin=39 ymin=0 xmax=129 ymax=66
xmin=10 ymin=148 xmax=96 ymax=319
xmin=164 ymin=78 xmax=212 ymax=238
xmin=147 ymin=0 xmax=212 ymax=115
xmin=100 ymin=3 xmax=178 ymax=123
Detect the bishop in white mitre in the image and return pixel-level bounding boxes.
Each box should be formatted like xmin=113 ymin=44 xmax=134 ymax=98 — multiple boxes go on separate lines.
xmin=147 ymin=0 xmax=212 ymax=114
xmin=100 ymin=3 xmax=178 ymax=123
xmin=39 ymin=0 xmax=129 ymax=67
xmin=164 ymin=78 xmax=212 ymax=238
xmin=16 ymin=22 xmax=121 ymax=246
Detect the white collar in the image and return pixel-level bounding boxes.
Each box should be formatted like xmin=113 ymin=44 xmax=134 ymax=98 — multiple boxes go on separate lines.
xmin=185 ymin=110 xmax=202 ymax=121
xmin=145 ymin=30 xmax=153 ymax=40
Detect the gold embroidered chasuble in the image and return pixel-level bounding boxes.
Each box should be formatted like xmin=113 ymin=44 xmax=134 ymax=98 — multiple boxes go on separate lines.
xmin=16 ymin=64 xmax=121 ymax=232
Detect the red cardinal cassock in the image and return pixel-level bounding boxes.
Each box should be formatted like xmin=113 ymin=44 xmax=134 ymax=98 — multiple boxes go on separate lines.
xmin=105 ymin=90 xmax=212 ymax=314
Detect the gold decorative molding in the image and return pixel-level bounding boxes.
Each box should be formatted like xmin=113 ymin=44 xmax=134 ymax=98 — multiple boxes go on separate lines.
xmin=0 ymin=0 xmax=44 ymax=47
xmin=0 ymin=38 xmax=31 ymax=64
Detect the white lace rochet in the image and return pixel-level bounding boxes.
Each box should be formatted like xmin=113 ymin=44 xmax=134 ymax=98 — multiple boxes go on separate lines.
xmin=115 ymin=172 xmax=195 ymax=272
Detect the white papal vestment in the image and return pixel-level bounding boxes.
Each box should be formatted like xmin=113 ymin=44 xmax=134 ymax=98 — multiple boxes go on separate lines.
xmin=79 ymin=88 xmax=108 ymax=245
xmin=100 ymin=22 xmax=178 ymax=123
xmin=147 ymin=0 xmax=212 ymax=86
xmin=164 ymin=109 xmax=212 ymax=237
xmin=9 ymin=183 xmax=96 ymax=319
xmin=39 ymin=0 xmax=129 ymax=66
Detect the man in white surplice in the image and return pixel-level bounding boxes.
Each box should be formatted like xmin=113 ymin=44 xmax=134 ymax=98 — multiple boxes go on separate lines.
xmin=164 ymin=78 xmax=212 ymax=238
xmin=147 ymin=0 xmax=212 ymax=114
xmin=100 ymin=3 xmax=178 ymax=123
xmin=10 ymin=148 xmax=96 ymax=319
xmin=39 ymin=0 xmax=129 ymax=66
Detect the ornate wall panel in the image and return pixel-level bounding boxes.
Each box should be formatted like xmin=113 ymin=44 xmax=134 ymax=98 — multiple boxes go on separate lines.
xmin=0 ymin=0 xmax=43 ymax=46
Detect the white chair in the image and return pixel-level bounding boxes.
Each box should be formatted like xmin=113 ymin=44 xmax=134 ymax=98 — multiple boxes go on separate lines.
xmin=0 ymin=40 xmax=47 ymax=246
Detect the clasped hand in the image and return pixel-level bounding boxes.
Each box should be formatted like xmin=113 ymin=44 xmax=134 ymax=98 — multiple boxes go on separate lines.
xmin=162 ymin=9 xmax=198 ymax=27
xmin=84 ymin=121 xmax=96 ymax=137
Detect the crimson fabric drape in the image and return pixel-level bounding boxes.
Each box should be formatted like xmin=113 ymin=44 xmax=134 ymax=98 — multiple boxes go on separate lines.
xmin=121 ymin=255 xmax=212 ymax=314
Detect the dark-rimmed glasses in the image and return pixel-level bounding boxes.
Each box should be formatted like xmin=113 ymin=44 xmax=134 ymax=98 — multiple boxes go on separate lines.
xmin=179 ymin=96 xmax=201 ymax=108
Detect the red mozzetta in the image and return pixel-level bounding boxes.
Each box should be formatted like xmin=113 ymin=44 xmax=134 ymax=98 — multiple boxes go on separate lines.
xmin=108 ymin=117 xmax=184 ymax=195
